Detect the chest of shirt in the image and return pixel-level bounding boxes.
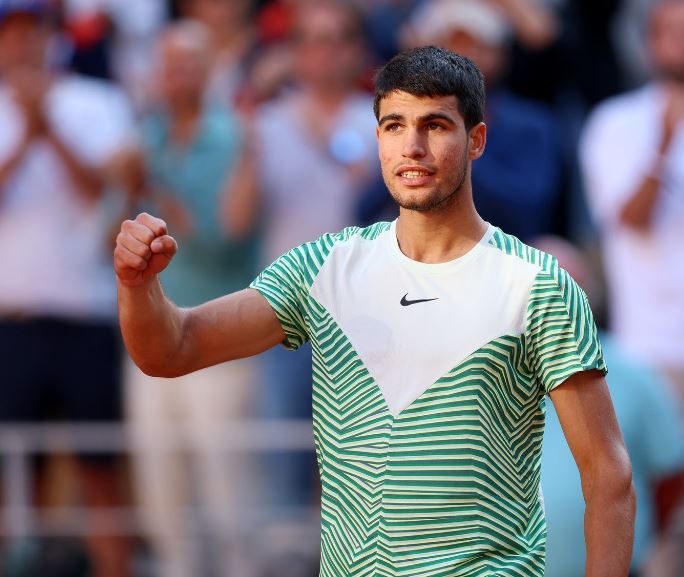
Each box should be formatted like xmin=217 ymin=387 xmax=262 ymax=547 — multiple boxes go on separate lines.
xmin=307 ymin=230 xmax=540 ymax=415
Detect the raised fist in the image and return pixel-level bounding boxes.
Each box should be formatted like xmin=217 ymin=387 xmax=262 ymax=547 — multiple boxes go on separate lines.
xmin=114 ymin=213 xmax=178 ymax=288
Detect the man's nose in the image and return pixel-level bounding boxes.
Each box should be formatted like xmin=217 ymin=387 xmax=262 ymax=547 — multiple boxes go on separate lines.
xmin=402 ymin=130 xmax=427 ymax=158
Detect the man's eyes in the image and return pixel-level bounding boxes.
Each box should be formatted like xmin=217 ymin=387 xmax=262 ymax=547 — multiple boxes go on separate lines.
xmin=427 ymin=122 xmax=445 ymax=131
xmin=382 ymin=122 xmax=448 ymax=132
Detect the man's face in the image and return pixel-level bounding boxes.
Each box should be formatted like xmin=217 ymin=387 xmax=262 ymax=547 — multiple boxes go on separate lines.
xmin=159 ymin=39 xmax=208 ymax=105
xmin=376 ymin=91 xmax=485 ymax=213
xmin=650 ymin=1 xmax=684 ymax=83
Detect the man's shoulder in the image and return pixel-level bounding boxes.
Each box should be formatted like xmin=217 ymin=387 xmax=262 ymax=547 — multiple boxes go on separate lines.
xmin=487 ymin=227 xmax=572 ymax=289
xmin=299 ymin=221 xmax=392 ymax=253
xmin=488 ymin=227 xmax=549 ymax=267
xmin=257 ymin=222 xmax=392 ymax=292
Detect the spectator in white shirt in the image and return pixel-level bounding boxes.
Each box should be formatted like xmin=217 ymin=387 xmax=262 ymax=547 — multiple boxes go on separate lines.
xmin=580 ymin=0 xmax=684 ymax=413
xmin=0 ymin=2 xmax=135 ymax=576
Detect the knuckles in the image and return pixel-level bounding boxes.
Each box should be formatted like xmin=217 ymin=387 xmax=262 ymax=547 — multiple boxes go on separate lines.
xmin=114 ymin=214 xmax=174 ymax=278
xmin=120 ymin=218 xmax=155 ymax=245
xmin=113 ymin=245 xmax=148 ymax=273
xmin=134 ymin=212 xmax=167 ymax=237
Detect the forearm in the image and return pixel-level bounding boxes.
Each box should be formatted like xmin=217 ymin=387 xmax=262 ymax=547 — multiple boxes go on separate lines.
xmin=583 ymin=464 xmax=636 ymax=577
xmin=117 ymin=277 xmax=189 ymax=377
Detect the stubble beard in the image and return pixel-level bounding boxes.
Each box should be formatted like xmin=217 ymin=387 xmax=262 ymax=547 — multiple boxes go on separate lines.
xmin=387 ymin=148 xmax=470 ymax=214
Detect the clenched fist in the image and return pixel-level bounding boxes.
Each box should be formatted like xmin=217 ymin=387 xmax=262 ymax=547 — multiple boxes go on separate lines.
xmin=114 ymin=213 xmax=178 ymax=288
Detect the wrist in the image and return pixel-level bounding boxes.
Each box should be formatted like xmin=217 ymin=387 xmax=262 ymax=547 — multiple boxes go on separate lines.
xmin=116 ymin=274 xmax=158 ymax=292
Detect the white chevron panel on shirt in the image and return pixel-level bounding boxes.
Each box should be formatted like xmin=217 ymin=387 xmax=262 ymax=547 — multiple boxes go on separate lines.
xmin=310 ymin=222 xmax=541 ymax=416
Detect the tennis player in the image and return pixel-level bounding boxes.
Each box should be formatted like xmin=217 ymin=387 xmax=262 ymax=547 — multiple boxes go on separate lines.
xmin=115 ymin=46 xmax=635 ymax=577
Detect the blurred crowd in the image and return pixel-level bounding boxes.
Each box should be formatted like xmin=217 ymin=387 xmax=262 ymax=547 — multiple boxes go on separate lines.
xmin=0 ymin=0 xmax=682 ymax=576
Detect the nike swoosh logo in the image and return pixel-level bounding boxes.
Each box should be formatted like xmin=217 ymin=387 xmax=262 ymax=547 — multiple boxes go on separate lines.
xmin=400 ymin=293 xmax=439 ymax=307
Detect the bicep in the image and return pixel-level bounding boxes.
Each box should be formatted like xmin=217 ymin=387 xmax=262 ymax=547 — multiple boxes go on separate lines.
xmin=180 ymin=288 xmax=286 ymax=373
xmin=549 ymin=370 xmax=629 ymax=479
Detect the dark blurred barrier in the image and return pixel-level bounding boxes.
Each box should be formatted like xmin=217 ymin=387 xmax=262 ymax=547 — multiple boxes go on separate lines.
xmin=0 ymin=421 xmax=320 ymax=575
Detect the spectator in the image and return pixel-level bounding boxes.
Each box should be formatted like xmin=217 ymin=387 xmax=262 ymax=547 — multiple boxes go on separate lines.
xmin=230 ymin=0 xmax=380 ymax=530
xmin=122 ymin=20 xmax=260 ymax=577
xmin=179 ymin=0 xmax=257 ymax=109
xmin=580 ymin=0 xmax=684 ymax=411
xmin=535 ymin=236 xmax=684 ymax=577
xmin=404 ymin=0 xmax=563 ymax=241
xmin=0 ymin=1 xmax=135 ymax=576
xmin=61 ymin=0 xmax=168 ymax=109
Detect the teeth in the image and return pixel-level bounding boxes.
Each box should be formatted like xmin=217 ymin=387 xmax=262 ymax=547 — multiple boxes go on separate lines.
xmin=401 ymin=171 xmax=429 ymax=178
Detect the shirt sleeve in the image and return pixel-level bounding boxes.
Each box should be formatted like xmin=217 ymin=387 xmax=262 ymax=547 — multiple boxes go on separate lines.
xmin=250 ymin=246 xmax=310 ymax=351
xmin=526 ymin=268 xmax=607 ymax=394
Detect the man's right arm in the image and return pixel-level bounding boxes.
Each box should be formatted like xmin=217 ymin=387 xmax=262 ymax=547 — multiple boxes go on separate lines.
xmin=115 ymin=213 xmax=285 ymax=377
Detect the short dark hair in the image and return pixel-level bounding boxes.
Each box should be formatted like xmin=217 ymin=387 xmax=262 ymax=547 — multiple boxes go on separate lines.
xmin=373 ymin=46 xmax=486 ymax=129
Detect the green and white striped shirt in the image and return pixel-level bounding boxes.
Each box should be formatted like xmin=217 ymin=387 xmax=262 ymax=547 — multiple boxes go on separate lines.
xmin=251 ymin=221 xmax=606 ymax=577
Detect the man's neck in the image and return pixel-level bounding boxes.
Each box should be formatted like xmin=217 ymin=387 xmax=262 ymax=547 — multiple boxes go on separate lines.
xmin=395 ymin=190 xmax=488 ymax=264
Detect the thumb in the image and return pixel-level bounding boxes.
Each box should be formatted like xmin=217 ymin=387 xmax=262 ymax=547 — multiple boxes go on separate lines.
xmin=150 ymin=234 xmax=178 ymax=256
xmin=144 ymin=234 xmax=178 ymax=277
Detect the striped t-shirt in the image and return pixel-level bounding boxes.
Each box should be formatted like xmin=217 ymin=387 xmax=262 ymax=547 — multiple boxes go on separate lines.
xmin=250 ymin=220 xmax=606 ymax=577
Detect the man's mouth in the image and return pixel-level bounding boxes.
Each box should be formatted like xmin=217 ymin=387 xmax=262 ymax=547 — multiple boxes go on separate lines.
xmin=400 ymin=170 xmax=431 ymax=179
xmin=396 ymin=166 xmax=435 ymax=185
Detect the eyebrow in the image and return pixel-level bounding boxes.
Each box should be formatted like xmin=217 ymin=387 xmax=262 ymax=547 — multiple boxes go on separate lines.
xmin=419 ymin=112 xmax=457 ymax=125
xmin=377 ymin=112 xmax=457 ymax=127
xmin=378 ymin=113 xmax=403 ymax=127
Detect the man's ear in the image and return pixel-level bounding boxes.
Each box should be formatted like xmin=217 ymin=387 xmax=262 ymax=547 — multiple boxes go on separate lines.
xmin=468 ymin=122 xmax=487 ymax=161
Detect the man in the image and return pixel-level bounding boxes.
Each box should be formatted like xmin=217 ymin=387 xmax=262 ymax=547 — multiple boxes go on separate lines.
xmin=121 ymin=21 xmax=259 ymax=577
xmin=580 ymin=0 xmax=684 ymax=412
xmin=0 ymin=1 xmax=134 ymax=576
xmin=116 ymin=47 xmax=635 ymax=576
